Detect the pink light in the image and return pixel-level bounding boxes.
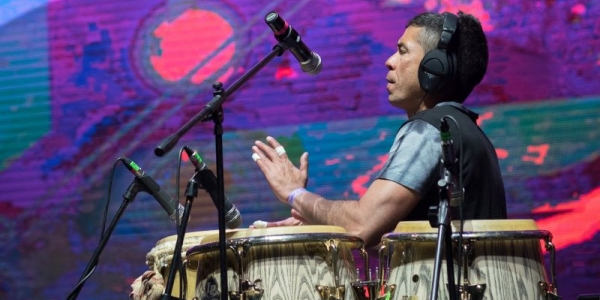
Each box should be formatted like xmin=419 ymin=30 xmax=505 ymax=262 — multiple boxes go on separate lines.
xmin=522 ymin=144 xmax=550 ymax=165
xmin=496 ymin=148 xmax=509 ymax=159
xmin=534 ymin=187 xmax=600 ymax=250
xmin=325 ymin=158 xmax=341 ymax=166
xmin=476 ymin=111 xmax=494 ymax=126
xmin=350 ymin=154 xmax=389 ymax=197
xmin=150 ymin=9 xmax=235 ymax=84
xmin=571 ymin=3 xmax=586 ymax=15
xmin=435 ymin=0 xmax=494 ymax=32
xmin=275 ymin=65 xmax=298 ymax=80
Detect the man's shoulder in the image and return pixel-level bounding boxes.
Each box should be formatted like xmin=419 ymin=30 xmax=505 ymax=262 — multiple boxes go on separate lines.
xmin=412 ymin=102 xmax=478 ymax=127
xmin=398 ymin=117 xmax=439 ymax=135
xmin=416 ymin=103 xmax=459 ymax=120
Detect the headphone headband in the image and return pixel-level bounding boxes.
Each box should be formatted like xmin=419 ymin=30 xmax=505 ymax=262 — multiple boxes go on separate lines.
xmin=438 ymin=12 xmax=458 ymax=50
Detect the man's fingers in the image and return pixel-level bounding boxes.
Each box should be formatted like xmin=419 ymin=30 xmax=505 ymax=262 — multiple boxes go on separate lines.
xmin=270 ymin=217 xmax=297 ymax=227
xmin=254 ymin=140 xmax=280 ymax=161
xmin=265 ymin=136 xmax=290 ymax=158
xmin=300 ymin=152 xmax=309 ymax=176
xmin=266 ymin=136 xmax=282 ymax=148
xmin=251 ymin=146 xmax=267 ymax=168
xmin=274 ymin=145 xmax=287 ymax=158
xmin=251 ymin=220 xmax=268 ymax=228
xmin=291 ymin=209 xmax=309 ymax=224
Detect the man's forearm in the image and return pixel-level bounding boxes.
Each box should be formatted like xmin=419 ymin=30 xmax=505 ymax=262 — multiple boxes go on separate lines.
xmin=293 ymin=191 xmax=366 ymax=238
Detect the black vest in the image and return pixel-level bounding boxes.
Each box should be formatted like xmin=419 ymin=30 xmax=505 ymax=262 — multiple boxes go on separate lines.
xmin=403 ymin=104 xmax=507 ymax=220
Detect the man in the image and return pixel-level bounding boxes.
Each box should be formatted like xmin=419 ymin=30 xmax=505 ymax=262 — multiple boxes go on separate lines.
xmin=251 ymin=11 xmax=507 ymax=247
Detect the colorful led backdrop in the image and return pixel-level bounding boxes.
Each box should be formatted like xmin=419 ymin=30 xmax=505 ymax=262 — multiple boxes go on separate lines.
xmin=0 ymin=0 xmax=599 ymax=299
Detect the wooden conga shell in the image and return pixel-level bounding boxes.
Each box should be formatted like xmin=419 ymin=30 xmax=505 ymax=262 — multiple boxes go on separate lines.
xmin=186 ymin=226 xmax=364 ymax=300
xmin=146 ymin=229 xmax=221 ymax=299
xmin=382 ymin=219 xmax=553 ymax=300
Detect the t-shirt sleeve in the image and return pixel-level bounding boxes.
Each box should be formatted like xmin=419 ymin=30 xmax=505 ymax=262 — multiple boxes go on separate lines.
xmin=377 ymin=119 xmax=442 ymax=195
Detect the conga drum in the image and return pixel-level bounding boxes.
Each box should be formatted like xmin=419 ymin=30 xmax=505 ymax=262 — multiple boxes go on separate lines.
xmin=186 ymin=226 xmax=364 ymax=300
xmin=379 ymin=219 xmax=559 ymax=300
xmin=146 ymin=230 xmax=220 ymax=299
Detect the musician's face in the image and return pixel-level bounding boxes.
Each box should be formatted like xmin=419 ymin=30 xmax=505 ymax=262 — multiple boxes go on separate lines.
xmin=385 ymin=26 xmax=426 ymax=114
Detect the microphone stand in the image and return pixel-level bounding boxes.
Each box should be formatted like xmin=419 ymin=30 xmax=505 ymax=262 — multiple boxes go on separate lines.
xmin=428 ymin=172 xmax=458 ymax=300
xmin=67 ymin=180 xmax=140 ymax=300
xmin=160 ymin=176 xmax=198 ymax=300
xmin=155 ymin=42 xmax=289 ymax=300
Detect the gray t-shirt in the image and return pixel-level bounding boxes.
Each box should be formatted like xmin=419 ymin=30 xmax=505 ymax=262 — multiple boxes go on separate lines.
xmin=377 ymin=119 xmax=441 ymax=195
xmin=377 ymin=102 xmax=507 ymax=221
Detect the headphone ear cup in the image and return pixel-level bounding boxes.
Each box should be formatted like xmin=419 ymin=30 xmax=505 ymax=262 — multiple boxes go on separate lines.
xmin=418 ymin=12 xmax=459 ymax=95
xmin=418 ymin=48 xmax=454 ymax=94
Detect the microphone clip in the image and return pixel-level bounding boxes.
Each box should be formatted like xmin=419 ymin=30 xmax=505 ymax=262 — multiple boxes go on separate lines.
xmin=439 ymin=117 xmax=462 ymax=208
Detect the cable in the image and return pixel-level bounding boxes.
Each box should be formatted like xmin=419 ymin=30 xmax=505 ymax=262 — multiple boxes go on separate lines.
xmin=66 ymin=158 xmax=122 ymax=299
xmin=176 ymin=147 xmax=184 ymax=234
xmin=65 ymin=264 xmax=97 ymax=300
xmin=101 ymin=158 xmax=122 ymax=238
xmin=176 ymin=146 xmax=185 ymax=299
xmin=411 ymin=93 xmax=428 ymax=116
xmin=441 ymin=115 xmax=464 ymax=297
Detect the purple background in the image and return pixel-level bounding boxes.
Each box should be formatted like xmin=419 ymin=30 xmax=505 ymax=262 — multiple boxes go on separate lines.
xmin=0 ymin=0 xmax=599 ymax=299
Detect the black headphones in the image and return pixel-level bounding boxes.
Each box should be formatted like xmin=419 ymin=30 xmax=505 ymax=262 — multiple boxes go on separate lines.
xmin=418 ymin=12 xmax=458 ymax=94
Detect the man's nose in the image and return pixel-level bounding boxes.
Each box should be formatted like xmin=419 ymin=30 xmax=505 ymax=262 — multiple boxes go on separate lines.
xmin=385 ymin=55 xmax=395 ymax=70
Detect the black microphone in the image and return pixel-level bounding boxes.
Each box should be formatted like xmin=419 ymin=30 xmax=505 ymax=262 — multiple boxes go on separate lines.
xmin=183 ymin=146 xmax=242 ymax=229
xmin=120 ymin=157 xmax=184 ymax=222
xmin=265 ymin=11 xmax=322 ymax=75
xmin=440 ymin=118 xmax=462 ymax=207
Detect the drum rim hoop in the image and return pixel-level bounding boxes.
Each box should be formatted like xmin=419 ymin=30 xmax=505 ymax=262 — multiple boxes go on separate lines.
xmin=382 ymin=229 xmax=552 ymax=242
xmin=186 ymin=232 xmax=364 ymax=257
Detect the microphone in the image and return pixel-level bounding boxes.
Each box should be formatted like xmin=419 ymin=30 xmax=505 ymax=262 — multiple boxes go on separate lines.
xmin=265 ymin=11 xmax=322 ymax=75
xmin=120 ymin=157 xmax=184 ymax=222
xmin=183 ymin=146 xmax=242 ymax=229
xmin=440 ymin=118 xmax=462 ymax=207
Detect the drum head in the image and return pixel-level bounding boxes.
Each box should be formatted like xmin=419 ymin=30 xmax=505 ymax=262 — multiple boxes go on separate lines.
xmin=154 ymin=229 xmax=220 ymax=245
xmin=147 ymin=229 xmax=222 ymax=269
xmin=198 ymin=225 xmax=348 ymax=244
xmin=392 ymin=219 xmax=539 ymax=233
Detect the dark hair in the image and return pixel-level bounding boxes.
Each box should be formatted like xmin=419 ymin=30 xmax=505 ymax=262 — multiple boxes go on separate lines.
xmin=407 ymin=11 xmax=488 ymax=103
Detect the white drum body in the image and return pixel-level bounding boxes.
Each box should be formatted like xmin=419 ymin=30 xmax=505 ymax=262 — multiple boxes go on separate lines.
xmin=186 ymin=226 xmax=363 ymax=300
xmin=381 ymin=220 xmax=557 ymax=300
xmin=145 ymin=230 xmax=219 ymax=299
